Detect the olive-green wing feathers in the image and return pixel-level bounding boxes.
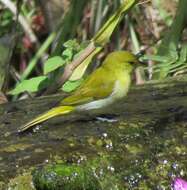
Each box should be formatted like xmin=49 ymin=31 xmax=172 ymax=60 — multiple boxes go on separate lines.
xmin=62 ymin=67 xmax=116 ymax=106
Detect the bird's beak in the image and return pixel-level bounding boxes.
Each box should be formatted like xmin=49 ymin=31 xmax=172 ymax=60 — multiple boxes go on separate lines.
xmin=135 ymin=51 xmax=143 ymax=57
xmin=135 ymin=51 xmax=147 ymax=66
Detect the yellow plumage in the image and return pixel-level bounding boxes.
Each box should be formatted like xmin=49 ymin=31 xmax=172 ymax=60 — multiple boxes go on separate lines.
xmin=19 ymin=51 xmax=138 ymax=133
xmin=18 ymin=106 xmax=74 ymax=132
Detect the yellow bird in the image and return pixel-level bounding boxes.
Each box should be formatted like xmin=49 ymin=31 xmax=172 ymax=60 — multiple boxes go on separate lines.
xmin=18 ymin=51 xmax=139 ymax=133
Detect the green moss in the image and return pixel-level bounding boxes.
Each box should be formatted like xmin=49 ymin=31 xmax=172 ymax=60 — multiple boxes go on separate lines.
xmin=0 ymin=181 xmax=6 ymax=190
xmin=7 ymin=172 xmax=35 ymax=190
xmin=0 ymin=143 xmax=32 ymax=153
xmin=125 ymin=144 xmax=143 ymax=154
xmin=32 ymin=164 xmax=101 ymax=190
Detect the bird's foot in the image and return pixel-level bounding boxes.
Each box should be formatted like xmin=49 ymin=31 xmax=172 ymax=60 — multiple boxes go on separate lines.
xmin=96 ymin=114 xmax=118 ymax=123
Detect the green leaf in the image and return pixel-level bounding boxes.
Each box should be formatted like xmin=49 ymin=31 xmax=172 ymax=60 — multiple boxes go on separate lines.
xmin=62 ymin=40 xmax=86 ymax=62
xmin=9 ymin=76 xmax=48 ymax=95
xmin=62 ymin=79 xmax=83 ymax=92
xmin=140 ymin=55 xmax=172 ymax=63
xmin=93 ymin=0 xmax=137 ymax=45
xmin=153 ymin=0 xmax=187 ymax=79
xmin=63 ymin=39 xmax=80 ymax=49
xmin=0 ymin=43 xmax=9 ymax=89
xmin=44 ymin=56 xmax=65 ymax=75
xmin=69 ymin=47 xmax=101 ymax=81
xmin=62 ymin=49 xmax=73 ymax=61
xmin=179 ymin=44 xmax=187 ymax=62
xmin=69 ymin=0 xmax=137 ymax=81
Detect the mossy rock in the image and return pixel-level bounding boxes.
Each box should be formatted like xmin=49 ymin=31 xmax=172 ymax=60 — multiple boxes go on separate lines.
xmin=32 ymin=164 xmax=101 ymax=190
xmin=7 ymin=172 xmax=35 ymax=190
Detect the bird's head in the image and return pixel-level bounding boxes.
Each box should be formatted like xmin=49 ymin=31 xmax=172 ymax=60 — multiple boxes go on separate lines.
xmin=103 ymin=51 xmax=139 ymax=72
xmin=107 ymin=51 xmax=138 ymax=63
xmin=104 ymin=51 xmax=139 ymax=67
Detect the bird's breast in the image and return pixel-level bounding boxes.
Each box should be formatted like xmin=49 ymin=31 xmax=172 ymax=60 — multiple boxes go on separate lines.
xmin=77 ymin=75 xmax=131 ymax=111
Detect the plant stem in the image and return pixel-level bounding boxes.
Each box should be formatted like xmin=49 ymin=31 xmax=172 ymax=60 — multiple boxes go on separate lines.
xmin=20 ymin=32 xmax=56 ymax=81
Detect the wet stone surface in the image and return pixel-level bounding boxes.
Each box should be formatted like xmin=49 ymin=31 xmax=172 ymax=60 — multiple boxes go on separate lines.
xmin=0 ymin=79 xmax=186 ymax=189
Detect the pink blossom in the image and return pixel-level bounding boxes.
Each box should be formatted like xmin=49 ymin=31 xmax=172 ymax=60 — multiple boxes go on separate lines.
xmin=173 ymin=178 xmax=187 ymax=190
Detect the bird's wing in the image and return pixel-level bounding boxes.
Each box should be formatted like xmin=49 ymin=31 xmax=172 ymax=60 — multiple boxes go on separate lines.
xmin=62 ymin=67 xmax=116 ymax=106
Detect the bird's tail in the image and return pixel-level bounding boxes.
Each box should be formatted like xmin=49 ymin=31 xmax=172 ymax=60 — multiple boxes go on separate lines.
xmin=18 ymin=106 xmax=74 ymax=133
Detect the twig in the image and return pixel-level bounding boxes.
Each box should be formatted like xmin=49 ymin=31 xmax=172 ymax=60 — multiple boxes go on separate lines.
xmin=0 ymin=0 xmax=38 ymax=43
xmin=20 ymin=32 xmax=56 ymax=81
xmin=59 ymin=42 xmax=96 ymax=84
xmin=44 ymin=42 xmax=96 ymax=95
xmin=10 ymin=65 xmax=21 ymax=82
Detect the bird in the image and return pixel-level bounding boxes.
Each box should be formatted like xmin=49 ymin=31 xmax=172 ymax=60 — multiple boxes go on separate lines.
xmin=18 ymin=51 xmax=139 ymax=133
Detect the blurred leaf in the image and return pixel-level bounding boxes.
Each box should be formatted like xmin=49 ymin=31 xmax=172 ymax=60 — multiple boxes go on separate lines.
xmin=153 ymin=0 xmax=174 ymax=26
xmin=20 ymin=32 xmax=57 ymax=81
xmin=179 ymin=44 xmax=187 ymax=62
xmin=9 ymin=76 xmax=48 ymax=95
xmin=62 ymin=40 xmax=87 ymax=62
xmin=52 ymin=0 xmax=89 ymax=55
xmin=62 ymin=40 xmax=80 ymax=60
xmin=62 ymin=40 xmax=91 ymax=81
xmin=140 ymin=55 xmax=172 ymax=63
xmin=63 ymin=39 xmax=80 ymax=49
xmin=70 ymin=0 xmax=137 ymax=81
xmin=62 ymin=49 xmax=73 ymax=60
xmin=0 ymin=10 xmax=13 ymax=36
xmin=129 ymin=16 xmax=140 ymax=54
xmin=62 ymin=79 xmax=83 ymax=92
xmin=0 ymin=43 xmax=9 ymax=89
xmin=153 ymin=0 xmax=187 ymax=79
xmin=44 ymin=56 xmax=65 ymax=75
xmin=69 ymin=48 xmax=100 ymax=81
xmin=93 ymin=0 xmax=137 ymax=45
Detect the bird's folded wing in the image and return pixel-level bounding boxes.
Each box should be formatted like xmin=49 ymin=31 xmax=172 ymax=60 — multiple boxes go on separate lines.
xmin=61 ymin=67 xmax=116 ymax=106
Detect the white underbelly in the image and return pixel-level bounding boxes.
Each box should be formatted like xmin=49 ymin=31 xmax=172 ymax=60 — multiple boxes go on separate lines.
xmin=77 ymin=95 xmax=114 ymax=110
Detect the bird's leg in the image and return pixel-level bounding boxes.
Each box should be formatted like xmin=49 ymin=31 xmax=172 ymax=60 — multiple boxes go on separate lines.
xmin=96 ymin=114 xmax=118 ymax=123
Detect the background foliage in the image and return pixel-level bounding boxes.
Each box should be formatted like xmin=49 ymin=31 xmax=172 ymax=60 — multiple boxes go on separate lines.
xmin=0 ymin=0 xmax=186 ymax=102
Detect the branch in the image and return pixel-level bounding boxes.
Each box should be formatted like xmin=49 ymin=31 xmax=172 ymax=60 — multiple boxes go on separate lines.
xmin=44 ymin=42 xmax=96 ymax=94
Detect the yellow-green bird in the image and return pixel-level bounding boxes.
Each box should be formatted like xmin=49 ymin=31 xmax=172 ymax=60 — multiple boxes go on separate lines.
xmin=18 ymin=51 xmax=138 ymax=133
